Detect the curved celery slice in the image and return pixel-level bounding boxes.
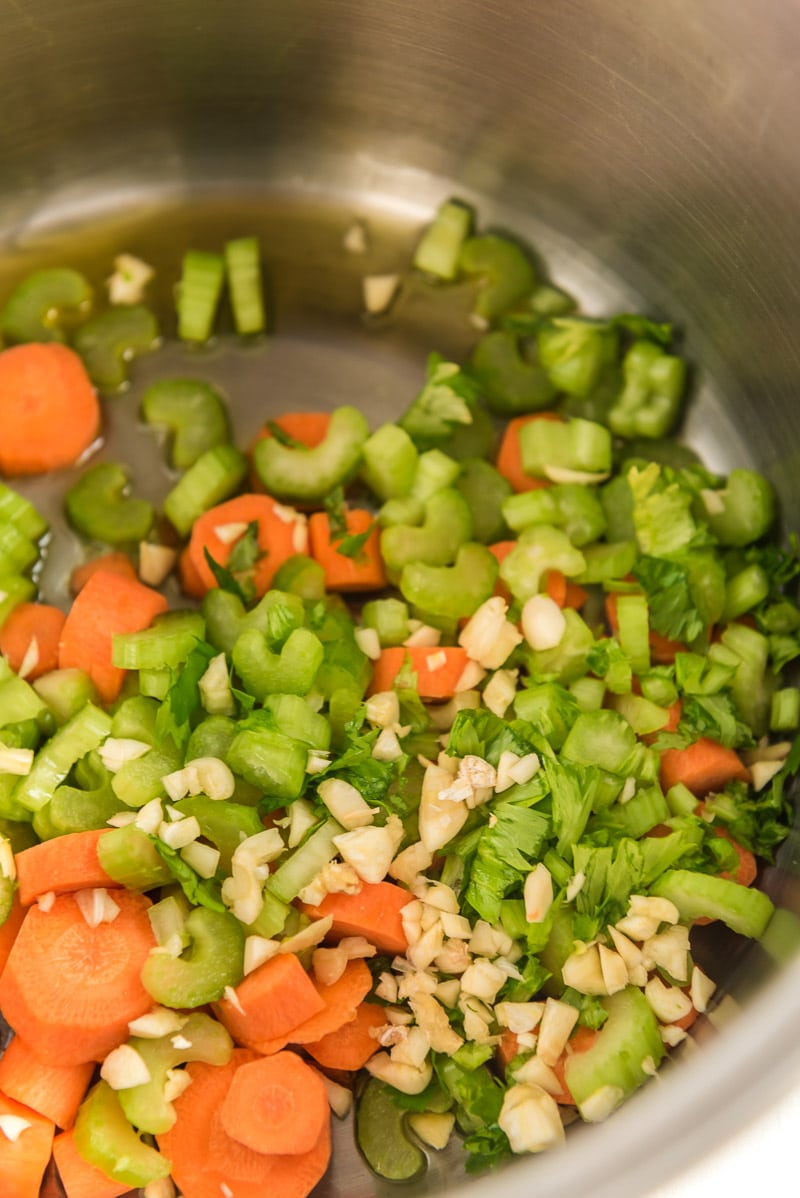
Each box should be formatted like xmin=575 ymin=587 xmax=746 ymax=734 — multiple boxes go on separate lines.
xmin=141 ymin=378 xmax=230 ymax=469
xmin=400 ymin=541 xmax=498 ymax=621
xmin=471 ymin=328 xmax=556 ymax=414
xmin=163 ymin=443 xmax=247 ymax=536
xmin=380 ymin=488 xmax=472 ymax=574
xmin=65 ymin=462 xmax=154 ymax=545
xmin=356 ymin=1079 xmax=426 ymax=1182
xmin=1 ymin=267 xmax=92 ymax=344
xmin=74 ymin=1081 xmax=171 ymax=1188
xmin=141 ymin=906 xmax=245 ymax=1008
xmin=73 ymin=304 xmax=159 ymax=392
xmin=120 ymin=1011 xmax=233 ymax=1134
xmin=650 ymin=869 xmax=774 ymax=938
xmin=459 ymin=234 xmax=534 ymax=323
xmin=252 ymin=405 xmax=369 ymax=503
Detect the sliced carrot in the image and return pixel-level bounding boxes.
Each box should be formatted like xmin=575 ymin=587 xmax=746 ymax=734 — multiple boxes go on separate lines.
xmin=249 ymin=412 xmax=332 ymax=456
xmin=185 ymin=493 xmax=305 ymax=599
xmin=178 ymin=543 xmax=206 ymax=599
xmin=0 ymin=1090 xmax=56 ymax=1198
xmin=0 ymin=343 xmax=100 ymax=478
xmin=57 ymin=569 xmax=168 ymax=705
xmin=0 ymin=890 xmax=155 ymax=1066
xmin=157 ymin=1050 xmax=332 ymax=1198
xmin=0 ymin=603 xmax=66 ymax=680
xmin=304 ymin=1001 xmax=386 ymax=1072
xmin=308 ymin=509 xmax=387 ymax=592
xmin=545 ymin=569 xmax=589 ymax=611
xmin=658 ymin=737 xmax=750 ymax=797
xmin=213 ymin=952 xmax=325 ymax=1050
xmin=367 ymin=645 xmax=469 ymax=700
xmin=299 ymin=880 xmax=411 ymax=956
xmin=494 ymin=412 xmax=561 ymax=493
xmin=0 ymin=892 xmax=26 ymax=977
xmin=14 ymin=828 xmax=117 ymax=908
xmin=0 ymin=1036 xmax=93 ymax=1130
xmin=52 ymin=1128 xmax=131 ymax=1198
xmin=496 ymin=1029 xmax=520 ymax=1075
xmin=252 ymin=959 xmax=374 ymax=1055
xmin=69 ymin=552 xmax=137 ymax=597
xmin=220 ymin=1051 xmax=329 ymax=1156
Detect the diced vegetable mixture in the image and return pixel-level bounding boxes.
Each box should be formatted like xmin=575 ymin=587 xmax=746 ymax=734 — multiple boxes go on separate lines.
xmin=0 ymin=199 xmax=798 ymax=1198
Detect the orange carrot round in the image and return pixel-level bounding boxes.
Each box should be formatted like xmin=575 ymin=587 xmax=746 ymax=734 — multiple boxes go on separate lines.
xmin=14 ymin=828 xmax=117 ymax=908
xmin=0 ymin=603 xmax=66 ymax=680
xmin=299 ymin=880 xmax=411 ymax=956
xmin=308 ymin=509 xmax=386 ymax=592
xmin=0 ymin=892 xmax=26 ymax=977
xmin=69 ymin=551 xmax=137 ymax=596
xmin=0 ymin=1035 xmax=94 ymax=1130
xmin=0 ymin=1090 xmax=55 ymax=1198
xmin=367 ymin=645 xmax=469 ymax=701
xmin=252 ymin=958 xmax=374 ymax=1056
xmin=57 ymin=569 xmax=168 ymax=704
xmin=0 ymin=890 xmax=155 ymax=1066
xmin=0 ymin=343 xmax=101 ymax=477
xmin=304 ymin=1001 xmax=386 ymax=1071
xmin=658 ymin=737 xmax=750 ymax=797
xmin=213 ymin=952 xmax=325 ymax=1050
xmin=220 ymin=1051 xmax=329 ymax=1156
xmin=185 ymin=493 xmax=306 ymax=599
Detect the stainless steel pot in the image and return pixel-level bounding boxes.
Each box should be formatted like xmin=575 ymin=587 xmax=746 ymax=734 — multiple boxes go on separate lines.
xmin=2 ymin=2 xmax=800 ymax=1195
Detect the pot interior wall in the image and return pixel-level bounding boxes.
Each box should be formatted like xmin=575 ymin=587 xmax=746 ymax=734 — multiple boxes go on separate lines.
xmin=2 ymin=3 xmax=800 ymax=1197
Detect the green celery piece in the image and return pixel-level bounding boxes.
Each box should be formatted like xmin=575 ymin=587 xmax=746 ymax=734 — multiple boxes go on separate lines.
xmin=771 ymin=687 xmax=800 ymax=732
xmin=399 ymin=542 xmax=498 ymax=621
xmin=112 ymin=610 xmax=206 ymax=672
xmin=0 ymin=520 xmax=39 ymax=575
xmin=0 ymin=575 xmax=36 ymax=626
xmin=529 ymin=283 xmax=576 ymax=317
xmin=408 ymin=449 xmax=461 ymax=502
xmin=141 ymin=906 xmax=245 ymax=1007
xmin=0 ymin=774 xmax=34 ymax=822
xmin=499 ymin=524 xmax=586 ymax=602
xmin=110 ymin=695 xmax=159 ymax=744
xmin=503 ymin=482 xmax=606 ymax=547
xmin=112 ymin=743 xmax=182 ymax=809
xmin=470 ymin=328 xmax=556 ymax=414
xmin=226 ymin=726 xmax=307 ymax=804
xmin=0 ymin=482 xmax=48 ymax=541
xmin=141 ymin=378 xmax=230 ymax=469
xmin=271 ymin=554 xmax=326 ymax=601
xmin=576 ymin=541 xmax=639 ymax=585
xmin=628 ymin=462 xmax=700 ymax=557
xmin=714 ymin=621 xmax=772 ymax=736
xmin=65 ymin=462 xmax=154 ymax=545
xmin=245 ymin=887 xmax=291 ymax=939
xmin=665 ymin=782 xmax=698 ymax=818
xmin=413 ymin=198 xmax=472 ymax=280
xmin=561 ymin=709 xmax=638 ymax=775
xmin=455 ymin=458 xmax=512 ymax=545
xmin=723 ymin=563 xmax=771 ymax=622
xmin=14 ymin=703 xmax=112 ymax=813
xmin=650 ymin=869 xmax=774 ymax=938
xmin=98 ymin=825 xmax=174 ymax=889
xmin=232 ymin=626 xmax=324 ymax=701
xmin=537 ymin=317 xmax=619 ymax=399
xmin=120 ymin=1012 xmax=233 ymax=1134
xmin=0 ymin=817 xmax=37 ymax=854
xmin=1 ymin=267 xmax=92 ymax=344
xmin=616 ymin=592 xmax=650 ymax=675
xmin=263 ymin=693 xmax=331 ymax=750
xmin=33 ymin=668 xmax=97 ymax=726
xmin=37 ymin=781 xmax=122 ymax=840
xmin=442 ymin=396 xmax=497 ymax=462
xmin=608 ymin=339 xmax=686 ymax=439
xmin=380 ymin=488 xmax=472 ymax=574
xmin=75 ymin=1083 xmax=171 ymax=1187
xmin=224 ymin=236 xmax=266 ymax=335
xmin=379 ymin=495 xmax=424 ymax=529
xmin=361 ymin=423 xmax=419 ymax=501
xmin=611 ymin=692 xmax=671 ymax=737
xmin=252 ymin=405 xmax=369 ymax=504
xmin=590 ymin=783 xmax=670 ymax=838
xmin=459 ymin=233 xmax=535 ymax=323
xmin=163 ymin=443 xmax=248 ymax=536
xmin=514 ymin=682 xmax=580 ymax=750
xmin=356 ymin=1080 xmax=426 ymax=1182
xmin=564 ymin=987 xmax=664 ymax=1121
xmin=398 ymin=355 xmax=478 ymax=451
xmin=600 ymin=475 xmax=636 ymax=543
xmin=266 ymin=817 xmax=343 ymax=903
xmin=524 ymin=608 xmax=595 ymax=686
xmin=519 ymin=415 xmax=612 ymax=479
xmin=173 ymin=795 xmax=264 ymax=872
xmin=72 ymin=304 xmax=159 ymax=392
xmin=699 ymin=468 xmax=776 ymax=547
xmin=361 ymin=597 xmax=411 ymax=647
xmin=177 ymin=250 xmax=225 ymax=342
xmin=570 ymin=675 xmax=607 ymax=713
xmin=0 ymin=669 xmax=49 ymax=728
xmin=184 ymin=717 xmax=260 ymax=808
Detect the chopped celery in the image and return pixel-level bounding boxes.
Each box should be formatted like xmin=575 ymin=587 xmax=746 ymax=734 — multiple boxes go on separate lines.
xmin=141 ymin=377 xmax=230 ymax=469
xmin=112 ymin=610 xmax=206 ymax=671
xmin=74 ymin=1082 xmax=171 ymax=1188
xmin=73 ymin=303 xmax=159 ymax=392
xmin=1 ymin=266 xmax=92 ymax=344
xmin=413 ymin=199 xmax=472 ymax=280
xmin=163 ymin=443 xmax=247 ymax=536
xmin=224 ymin=235 xmax=266 ymax=335
xmin=177 ymin=249 xmax=225 ymax=342
xmin=253 ymin=405 xmax=369 ymax=503
xmin=141 ymin=906 xmax=245 ymax=1007
xmin=65 ymin=462 xmax=154 ymax=545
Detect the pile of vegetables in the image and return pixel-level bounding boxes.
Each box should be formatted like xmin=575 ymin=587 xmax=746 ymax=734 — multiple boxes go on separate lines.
xmin=0 ymin=199 xmax=798 ymax=1198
